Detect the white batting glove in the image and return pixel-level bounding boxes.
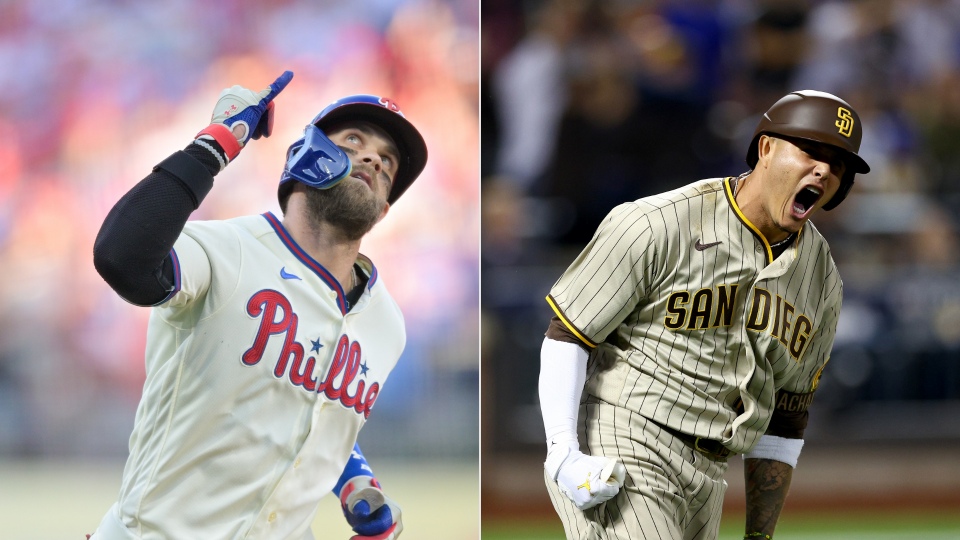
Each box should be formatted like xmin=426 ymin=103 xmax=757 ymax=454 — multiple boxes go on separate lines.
xmin=545 ymin=442 xmax=626 ymax=510
xmin=340 ymin=475 xmax=403 ymax=540
xmin=195 ymin=71 xmax=293 ymax=164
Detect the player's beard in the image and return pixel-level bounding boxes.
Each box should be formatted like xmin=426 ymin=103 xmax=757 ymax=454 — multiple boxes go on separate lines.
xmin=303 ymin=179 xmax=386 ymax=242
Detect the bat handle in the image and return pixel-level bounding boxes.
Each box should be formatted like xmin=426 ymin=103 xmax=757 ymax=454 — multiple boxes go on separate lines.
xmin=348 ymin=486 xmax=386 ymax=514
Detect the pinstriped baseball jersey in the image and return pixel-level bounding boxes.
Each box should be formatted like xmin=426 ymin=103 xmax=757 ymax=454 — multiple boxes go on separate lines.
xmin=94 ymin=212 xmax=405 ymax=540
xmin=547 ymin=177 xmax=841 ymax=454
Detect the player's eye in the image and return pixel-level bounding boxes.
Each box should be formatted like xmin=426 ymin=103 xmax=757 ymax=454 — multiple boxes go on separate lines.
xmin=831 ymin=160 xmax=846 ymax=177
xmin=381 ymin=155 xmax=393 ymax=169
xmin=346 ymin=135 xmax=360 ymax=144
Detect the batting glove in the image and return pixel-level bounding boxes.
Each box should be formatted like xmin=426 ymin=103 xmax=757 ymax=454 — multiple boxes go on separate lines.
xmin=340 ymin=475 xmax=403 ymax=540
xmin=545 ymin=442 xmax=626 ymax=510
xmin=195 ymin=70 xmax=294 ymax=163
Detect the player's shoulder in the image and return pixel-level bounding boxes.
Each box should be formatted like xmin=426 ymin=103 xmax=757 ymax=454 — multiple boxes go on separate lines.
xmin=596 ymin=179 xmax=726 ymax=231
xmin=357 ymin=254 xmax=406 ymax=322
xmin=799 ymin=219 xmax=843 ymax=287
xmin=182 ymin=217 xmax=238 ymax=241
xmin=222 ymin=213 xmax=276 ymax=237
xmin=607 ymin=178 xmax=726 ymax=229
xmin=632 ymin=177 xmax=726 ymax=210
xmin=799 ymin=220 xmax=836 ymax=262
xmin=180 ymin=213 xmax=270 ymax=244
xmin=357 ymin=255 xmax=392 ymax=298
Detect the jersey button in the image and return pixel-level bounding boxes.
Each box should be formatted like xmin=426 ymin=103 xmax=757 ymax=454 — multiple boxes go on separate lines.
xmin=755 ymin=245 xmax=762 ymax=253
xmin=294 ymin=458 xmax=301 ymax=468
xmin=268 ymin=511 xmax=277 ymax=522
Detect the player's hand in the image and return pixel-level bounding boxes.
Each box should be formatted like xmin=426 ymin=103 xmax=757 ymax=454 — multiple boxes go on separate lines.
xmin=195 ymin=71 xmax=294 ymax=163
xmin=210 ymin=70 xmax=293 ymax=145
xmin=340 ymin=475 xmax=403 ymax=540
xmin=545 ymin=443 xmax=626 ymax=510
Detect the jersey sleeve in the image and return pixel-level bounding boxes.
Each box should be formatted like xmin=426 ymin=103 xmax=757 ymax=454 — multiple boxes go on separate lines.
xmin=547 ymin=202 xmax=656 ymax=348
xmin=159 ymin=232 xmax=213 ymax=309
xmin=767 ymin=279 xmax=843 ymax=438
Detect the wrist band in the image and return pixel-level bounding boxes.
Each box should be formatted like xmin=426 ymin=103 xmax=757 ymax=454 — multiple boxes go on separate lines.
xmin=743 ymin=434 xmax=804 ymax=468
xmin=193 ymin=138 xmax=227 ymax=172
xmin=195 ymin=123 xmax=241 ymax=160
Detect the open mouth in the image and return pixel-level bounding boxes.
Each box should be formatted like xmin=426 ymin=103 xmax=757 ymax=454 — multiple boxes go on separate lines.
xmin=792 ymin=186 xmax=822 ymax=218
xmin=351 ymin=171 xmax=372 ymax=189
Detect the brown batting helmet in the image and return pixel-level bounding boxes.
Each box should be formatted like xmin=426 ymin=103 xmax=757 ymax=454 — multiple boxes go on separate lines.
xmin=746 ymin=90 xmax=870 ymax=210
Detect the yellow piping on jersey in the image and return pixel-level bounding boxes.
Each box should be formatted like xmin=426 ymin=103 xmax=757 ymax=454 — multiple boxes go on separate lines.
xmin=723 ymin=177 xmax=773 ymax=265
xmin=545 ymin=295 xmax=597 ymax=348
xmin=794 ymin=225 xmax=804 ymax=258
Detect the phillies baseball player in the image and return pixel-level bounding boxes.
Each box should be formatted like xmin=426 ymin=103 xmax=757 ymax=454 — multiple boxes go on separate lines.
xmin=540 ymin=90 xmax=869 ymax=539
xmin=90 ymin=71 xmax=427 ymax=540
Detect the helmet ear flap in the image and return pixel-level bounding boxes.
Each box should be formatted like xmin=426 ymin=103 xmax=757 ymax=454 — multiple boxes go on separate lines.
xmin=279 ymin=125 xmax=352 ymax=190
xmin=821 ymin=170 xmax=855 ymax=211
xmin=277 ymin=126 xmax=353 ymax=209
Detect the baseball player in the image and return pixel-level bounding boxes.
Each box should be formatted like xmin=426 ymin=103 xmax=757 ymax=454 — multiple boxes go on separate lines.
xmin=540 ymin=90 xmax=869 ymax=539
xmin=90 ymin=71 xmax=427 ymax=540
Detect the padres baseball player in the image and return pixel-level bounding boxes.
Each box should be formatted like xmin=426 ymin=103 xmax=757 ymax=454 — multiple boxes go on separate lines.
xmin=90 ymin=71 xmax=427 ymax=540
xmin=540 ymin=90 xmax=869 ymax=540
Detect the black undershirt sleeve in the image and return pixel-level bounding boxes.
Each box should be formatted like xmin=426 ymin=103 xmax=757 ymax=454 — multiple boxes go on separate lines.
xmin=93 ymin=141 xmax=226 ymax=306
xmin=545 ymin=316 xmax=592 ymax=352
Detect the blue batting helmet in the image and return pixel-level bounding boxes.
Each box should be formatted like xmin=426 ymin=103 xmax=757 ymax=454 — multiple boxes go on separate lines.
xmin=278 ymin=95 xmax=428 ymax=206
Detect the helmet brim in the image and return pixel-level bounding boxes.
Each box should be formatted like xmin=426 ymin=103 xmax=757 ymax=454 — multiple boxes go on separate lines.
xmin=746 ymin=132 xmax=870 ymax=175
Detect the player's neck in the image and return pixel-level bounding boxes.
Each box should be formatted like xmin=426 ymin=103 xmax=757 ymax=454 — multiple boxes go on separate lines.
xmin=734 ymin=171 xmax=792 ymax=245
xmin=280 ymin=203 xmax=362 ymax=290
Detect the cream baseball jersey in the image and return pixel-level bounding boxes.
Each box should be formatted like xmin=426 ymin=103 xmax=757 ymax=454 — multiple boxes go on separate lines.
xmin=547 ymin=177 xmax=841 ymax=454
xmin=92 ymin=212 xmax=405 ymax=540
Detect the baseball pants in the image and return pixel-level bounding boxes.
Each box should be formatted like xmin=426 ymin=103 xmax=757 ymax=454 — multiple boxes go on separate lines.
xmin=545 ymin=398 xmax=729 ymax=540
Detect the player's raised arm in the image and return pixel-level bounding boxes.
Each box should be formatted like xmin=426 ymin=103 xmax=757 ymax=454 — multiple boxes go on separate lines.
xmin=93 ymin=72 xmax=293 ymax=306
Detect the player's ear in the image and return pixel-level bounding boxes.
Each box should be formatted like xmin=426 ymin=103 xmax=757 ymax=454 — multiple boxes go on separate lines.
xmin=756 ymin=135 xmax=776 ymax=169
xmin=376 ymin=202 xmax=390 ymax=223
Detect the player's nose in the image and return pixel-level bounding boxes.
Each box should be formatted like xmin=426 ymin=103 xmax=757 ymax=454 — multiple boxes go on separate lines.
xmin=811 ymin=158 xmax=831 ymax=179
xmin=360 ymin=149 xmax=383 ymax=173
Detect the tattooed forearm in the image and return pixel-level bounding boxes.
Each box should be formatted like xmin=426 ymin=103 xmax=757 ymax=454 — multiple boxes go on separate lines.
xmin=744 ymin=458 xmax=793 ymax=538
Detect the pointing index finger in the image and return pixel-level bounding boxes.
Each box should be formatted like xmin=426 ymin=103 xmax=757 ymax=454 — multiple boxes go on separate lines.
xmin=261 ymin=70 xmax=294 ymax=102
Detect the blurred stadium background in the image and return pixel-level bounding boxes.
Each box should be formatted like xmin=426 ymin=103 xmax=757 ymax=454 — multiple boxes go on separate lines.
xmin=0 ymin=0 xmax=478 ymax=538
xmin=482 ymin=0 xmax=960 ymax=537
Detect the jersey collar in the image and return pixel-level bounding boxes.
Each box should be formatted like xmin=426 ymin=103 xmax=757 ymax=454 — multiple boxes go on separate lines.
xmin=262 ymin=212 xmax=349 ymax=314
xmin=722 ymin=177 xmax=804 ymax=267
xmin=355 ymin=253 xmax=379 ymax=291
xmin=723 ymin=177 xmax=773 ymax=265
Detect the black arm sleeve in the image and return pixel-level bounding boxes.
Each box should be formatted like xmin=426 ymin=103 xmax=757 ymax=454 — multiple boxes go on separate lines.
xmin=765 ymin=390 xmax=816 ymax=439
xmin=93 ymin=141 xmax=225 ymax=306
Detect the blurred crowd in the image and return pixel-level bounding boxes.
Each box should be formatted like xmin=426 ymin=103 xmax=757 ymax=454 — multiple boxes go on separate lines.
xmin=482 ymin=0 xmax=960 ymax=453
xmin=0 ymin=0 xmax=479 ymax=459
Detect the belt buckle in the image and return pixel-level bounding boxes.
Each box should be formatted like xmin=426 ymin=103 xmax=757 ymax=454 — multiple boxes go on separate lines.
xmin=693 ymin=437 xmax=728 ymax=458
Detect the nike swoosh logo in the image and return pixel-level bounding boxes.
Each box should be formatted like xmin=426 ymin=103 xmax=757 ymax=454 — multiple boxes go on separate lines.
xmin=695 ymin=239 xmax=722 ymax=251
xmin=280 ymin=267 xmax=302 ymax=280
